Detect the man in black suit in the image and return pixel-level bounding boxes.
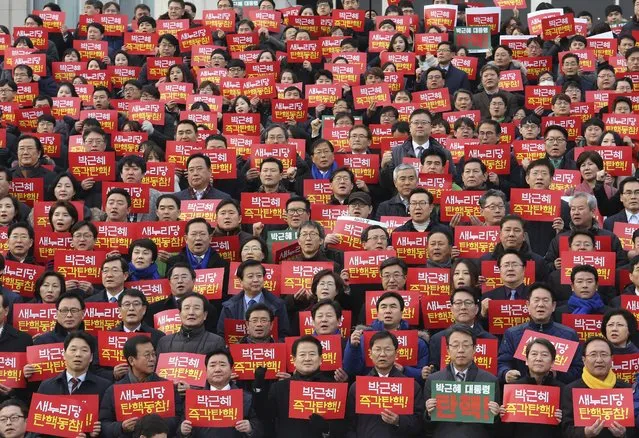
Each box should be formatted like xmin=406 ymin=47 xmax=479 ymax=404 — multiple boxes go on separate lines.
xmin=480 ymin=250 xmax=529 ymax=321
xmin=38 ymin=331 xmax=111 ymax=404
xmin=217 ymin=260 xmax=290 ymax=339
xmin=0 ymin=290 xmax=32 ymax=404
xmin=425 ymin=325 xmax=500 ymax=438
xmin=416 ymin=41 xmax=471 ymax=95
xmin=146 ymin=262 xmax=218 ymax=333
xmin=603 ymin=177 xmax=639 ymax=231
xmin=86 ymin=256 xmax=129 ymax=303
xmin=107 ymin=289 xmax=166 ymax=381
xmin=561 ymin=337 xmax=635 ymax=438
xmin=100 ymin=335 xmax=182 ymax=438
xmin=174 ymin=152 xmax=231 ymax=201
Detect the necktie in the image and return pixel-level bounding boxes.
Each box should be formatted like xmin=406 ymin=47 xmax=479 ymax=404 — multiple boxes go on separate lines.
xmin=455 ymin=372 xmax=465 ymax=382
xmin=416 ymin=146 xmax=424 ymax=158
xmin=631 ymin=215 xmax=639 ymax=225
xmin=70 ymin=377 xmax=80 ymax=393
xmin=247 ymin=299 xmax=257 ymax=310
xmin=109 ymin=297 xmax=117 ymax=303
xmin=510 ymin=290 xmax=517 ymax=300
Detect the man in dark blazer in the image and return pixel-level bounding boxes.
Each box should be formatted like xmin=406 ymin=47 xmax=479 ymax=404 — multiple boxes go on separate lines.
xmin=425 ymin=325 xmax=500 ymax=438
xmin=85 ymin=256 xmax=129 ymax=303
xmin=145 ymin=262 xmax=218 ymax=333
xmin=0 ymin=291 xmax=31 ymax=353
xmin=561 ymin=336 xmax=636 ymax=438
xmin=165 ymin=218 xmax=230 ymax=275
xmin=480 ymin=250 xmax=529 ymax=324
xmin=38 ymin=331 xmax=111 ymax=403
xmin=603 ymin=177 xmax=639 ymax=231
xmin=173 ymin=153 xmax=231 ymax=201
xmin=217 ymin=260 xmax=290 ymax=340
xmin=415 ymin=41 xmax=471 ymax=95
xmin=100 ymin=335 xmax=182 ymax=438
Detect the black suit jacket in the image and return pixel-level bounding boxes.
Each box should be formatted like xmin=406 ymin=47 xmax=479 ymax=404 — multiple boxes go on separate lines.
xmin=0 ymin=324 xmax=32 ymax=352
xmin=109 ymin=322 xmax=165 ymax=347
xmin=38 ymin=371 xmax=112 ymax=404
xmin=603 ymin=210 xmax=628 ymax=231
xmin=443 ymin=64 xmax=471 ymax=95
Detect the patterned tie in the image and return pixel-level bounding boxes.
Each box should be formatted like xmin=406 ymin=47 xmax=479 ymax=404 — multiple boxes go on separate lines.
xmin=247 ymin=299 xmax=257 ymax=310
xmin=416 ymin=146 xmax=424 ymax=158
xmin=109 ymin=297 xmax=118 ymax=304
xmin=70 ymin=377 xmax=80 ymax=393
xmin=455 ymin=372 xmax=465 ymax=382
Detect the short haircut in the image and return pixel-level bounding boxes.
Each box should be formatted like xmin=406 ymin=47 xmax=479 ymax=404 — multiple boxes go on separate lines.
xmin=361 ymin=225 xmax=389 ymax=244
xmin=526 ymin=282 xmax=557 ymax=302
xmin=177 ymin=292 xmax=208 ymax=311
xmin=379 ymin=257 xmax=408 ymax=275
xmin=311 ymin=298 xmax=342 ymax=320
xmin=205 ymin=348 xmax=234 ymax=367
xmin=167 ymin=262 xmax=196 ymax=280
xmin=526 ymin=158 xmax=555 ymax=178
xmin=186 ymin=152 xmax=210 ymax=169
xmin=185 ymin=217 xmax=212 ymax=235
xmin=118 ymin=288 xmax=149 ymax=307
xmin=497 ymin=248 xmax=524 ymax=267
xmin=70 ymin=220 xmax=98 ymax=238
xmin=369 ymin=330 xmax=398 ymax=349
xmin=123 ymin=335 xmax=154 ymax=364
xmin=450 ymin=286 xmax=480 ymax=304
xmin=292 ymin=335 xmax=322 ymax=356
xmin=500 ymin=214 xmax=525 ymax=229
xmin=245 ymin=302 xmax=274 ymax=321
xmin=101 ymin=255 xmax=129 ymax=272
xmin=445 ymin=324 xmax=477 ymax=345
xmin=408 ymin=187 xmax=434 ymax=204
xmin=236 ymin=259 xmax=266 ymax=279
xmin=64 ymin=330 xmax=95 ymax=355
xmin=544 ymin=124 xmax=568 ymax=139
xmin=568 ymin=230 xmax=595 ymax=247
xmin=156 ymin=194 xmax=181 ymax=210
xmin=106 ymin=187 xmax=132 ymax=207
xmin=478 ymin=189 xmax=506 ymax=208
xmin=133 ymin=414 xmax=169 ymax=438
xmin=376 ymin=291 xmax=404 ymax=311
xmin=602 ymin=308 xmax=638 ymax=339
xmin=0 ymin=398 xmax=28 ymax=417
xmin=583 ymin=336 xmax=614 ymax=355
xmin=570 ymin=264 xmax=598 ymax=283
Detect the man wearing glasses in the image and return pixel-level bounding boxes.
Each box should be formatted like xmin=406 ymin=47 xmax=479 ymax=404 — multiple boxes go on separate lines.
xmin=481 ymin=250 xmax=529 ymax=319
xmin=543 ymin=125 xmax=576 ymax=170
xmin=0 ymin=399 xmax=28 ymax=438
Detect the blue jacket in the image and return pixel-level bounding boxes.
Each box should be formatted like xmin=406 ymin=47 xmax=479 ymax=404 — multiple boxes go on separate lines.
xmin=343 ymin=320 xmax=429 ymax=383
xmin=498 ymin=320 xmax=583 ymax=384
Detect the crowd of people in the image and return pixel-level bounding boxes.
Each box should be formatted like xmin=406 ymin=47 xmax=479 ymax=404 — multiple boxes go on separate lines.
xmin=1 ymin=0 xmax=639 ymax=436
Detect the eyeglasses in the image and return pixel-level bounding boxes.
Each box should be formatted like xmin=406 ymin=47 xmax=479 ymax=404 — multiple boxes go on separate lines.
xmin=409 ymin=201 xmax=430 ymax=207
xmin=410 ymin=120 xmax=431 ymax=126
xmin=545 ymin=137 xmax=566 ymax=144
xmin=623 ymin=190 xmax=639 ymax=197
xmin=299 ymin=232 xmax=320 ymax=239
xmin=58 ymin=308 xmax=82 ymax=315
xmin=286 ymin=208 xmax=308 ymax=215
xmin=0 ymin=415 xmax=24 ymax=423
xmin=448 ymin=343 xmax=473 ymax=351
xmin=381 ymin=272 xmax=404 ymax=280
xmin=366 ymin=235 xmax=387 ymax=242
xmin=102 ymin=268 xmax=123 ymax=274
xmin=483 ymin=203 xmax=505 ymax=211
xmin=249 ymin=317 xmax=271 ymax=324
xmin=371 ymin=347 xmax=395 ymax=354
xmin=500 ymin=263 xmax=523 ymax=269
xmin=452 ymin=300 xmax=475 ymax=308
xmin=332 ymin=176 xmax=351 ymax=183
xmin=585 ymin=352 xmax=611 ymax=360
xmin=121 ymin=302 xmax=144 ymax=309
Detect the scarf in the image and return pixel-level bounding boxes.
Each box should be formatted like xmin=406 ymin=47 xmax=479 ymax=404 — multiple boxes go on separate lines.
xmin=128 ymin=262 xmax=161 ymax=281
xmin=311 ymin=162 xmax=337 ymax=180
xmin=186 ymin=247 xmax=211 ymax=270
xmin=582 ymin=366 xmax=616 ymax=389
xmin=567 ymin=293 xmax=605 ymax=314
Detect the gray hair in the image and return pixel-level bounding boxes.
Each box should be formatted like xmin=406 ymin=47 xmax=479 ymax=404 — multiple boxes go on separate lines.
xmin=298 ymin=220 xmax=325 ymax=239
xmin=392 ymin=163 xmax=417 ymax=182
xmin=570 ymin=192 xmax=597 ymax=211
xmin=479 ymin=189 xmax=507 ymax=208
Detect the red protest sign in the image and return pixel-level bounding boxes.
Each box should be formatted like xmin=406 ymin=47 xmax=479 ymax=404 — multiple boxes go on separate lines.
xmin=364 ymin=291 xmax=420 ymax=326
xmin=510 ymin=189 xmax=561 ymax=222
xmin=494 ymin=0 xmax=526 ymax=9
xmin=541 ymin=14 xmax=574 ymax=40
xmin=499 ymin=70 xmax=524 ymax=92
xmin=488 ymin=300 xmax=530 ymax=335
xmin=439 ymin=191 xmax=482 ymax=222
xmin=271 ymin=99 xmax=308 ymax=123
xmin=33 ymin=10 xmax=65 ymax=31
xmin=329 ymin=216 xmax=371 ymax=251
xmin=128 ymin=101 xmax=166 ymax=125
xmin=364 ymin=329 xmax=419 ymax=367
xmin=286 ymin=40 xmax=322 ymax=63
xmin=0 ymin=353 xmax=26 ymax=388
xmin=298 ymin=310 xmax=351 ymax=338
xmin=440 ymin=337 xmax=498 ymax=374
xmin=525 ymin=85 xmax=561 ymax=110
xmin=344 ymin=250 xmax=395 ymax=285
xmin=280 ymin=261 xmax=334 ymax=295
xmin=185 ymin=389 xmax=243 ymax=427
xmin=138 ymin=221 xmax=185 ymax=253
xmin=502 ymin=384 xmax=560 ymax=424
xmin=202 ymin=10 xmax=236 ymax=32
xmin=97 ymin=331 xmax=150 ymax=367
xmin=423 ymin=5 xmax=457 ymax=31
xmin=156 ymin=353 xmax=207 ymax=387
xmin=26 ymin=343 xmax=65 ymax=381
xmin=177 ymin=27 xmax=213 ymax=53
xmin=124 ymin=279 xmax=171 ymax=305
xmin=112 ymin=131 xmax=148 ymax=156
xmin=69 ymin=151 xmax=116 ymax=181
xmin=93 ymin=222 xmax=134 ymax=255
xmin=229 ymin=343 xmax=287 ymax=380
xmin=124 ymin=32 xmax=158 ymax=55
xmin=520 ymin=57 xmax=553 ymax=81
xmin=481 ymin=260 xmax=535 ymax=292
xmin=147 ymin=57 xmax=182 ymax=80
xmin=613 ymin=223 xmax=639 ymax=251
xmin=1 ymin=261 xmax=44 ymax=298
xmin=512 ymin=140 xmax=546 ymax=165
xmin=14 ymin=303 xmax=56 ymax=338
xmin=413 ymin=88 xmax=451 ymax=113
xmin=285 ymin=334 xmax=343 ymax=372
xmin=613 ymin=353 xmax=639 ymax=384
xmin=54 ymin=250 xmax=105 ymax=283
xmin=289 ymin=380 xmax=348 ymax=419
xmin=527 ymin=9 xmax=563 ymax=35
xmin=83 ymin=302 xmax=121 ymax=334
xmin=27 ymin=394 xmax=98 ymax=438
xmin=103 ymin=182 xmax=149 ymax=214
xmin=550 ymin=169 xmax=581 ymax=192
xmin=114 ymin=381 xmax=176 ymax=421
xmin=454 ymin=226 xmax=500 ymax=259
xmin=603 ymin=114 xmax=639 ymax=140
xmin=193 ymin=268 xmax=225 ymax=300
xmin=154 ymin=309 xmax=181 ymax=335
xmin=407 ymin=268 xmax=450 ymax=296
xmin=157 ymin=19 xmax=189 ymax=36
xmin=240 ymin=193 xmax=289 ymax=225
xmin=561 ymin=314 xmax=603 ymax=342
xmin=73 ymin=40 xmax=107 ymax=61
xmin=514 ymin=329 xmax=579 ymax=372
xmin=465 ymin=7 xmax=501 ymax=35
xmin=355 ymin=376 xmax=414 ymax=414
xmin=560 ymin=251 xmax=616 ymax=286
xmin=352 ymin=84 xmax=392 ymax=110
xmin=572 ymin=388 xmax=634 ymax=427
xmin=465 ymin=144 xmax=510 ymax=175
xmin=414 ymin=33 xmax=448 ymax=55
xmin=392 ymin=232 xmax=429 ymax=265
